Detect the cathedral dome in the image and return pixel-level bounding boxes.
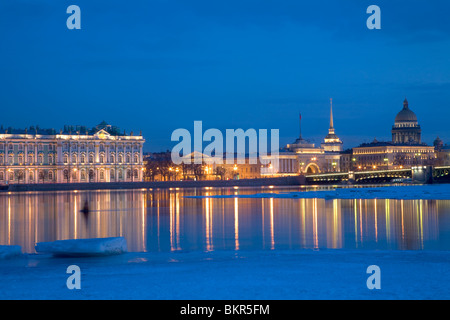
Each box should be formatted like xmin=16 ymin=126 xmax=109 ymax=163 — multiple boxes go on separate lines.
xmin=395 ymin=99 xmax=417 ymax=122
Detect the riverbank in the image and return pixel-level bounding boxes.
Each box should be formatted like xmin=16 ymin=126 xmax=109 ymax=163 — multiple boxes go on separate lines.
xmin=1 ymin=249 xmax=449 ymax=299
xmin=0 ymin=176 xmax=305 ymax=193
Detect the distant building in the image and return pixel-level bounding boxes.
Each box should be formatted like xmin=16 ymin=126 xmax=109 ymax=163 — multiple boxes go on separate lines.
xmin=0 ymin=121 xmax=145 ymax=185
xmin=263 ymin=98 xmax=439 ymax=176
xmin=391 ymin=99 xmax=421 ymax=144
xmin=352 ymin=140 xmax=435 ymax=170
xmin=321 ymin=99 xmax=343 ymax=153
xmin=352 ymin=99 xmax=435 ymax=170
xmin=262 ymin=100 xmax=342 ymax=176
xmin=434 ymin=137 xmax=450 ymax=166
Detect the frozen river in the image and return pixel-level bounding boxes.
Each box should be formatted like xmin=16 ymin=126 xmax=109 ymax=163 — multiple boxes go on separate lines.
xmin=1 ymin=184 xmax=450 ymax=253
xmin=1 ymin=184 xmax=450 ymax=300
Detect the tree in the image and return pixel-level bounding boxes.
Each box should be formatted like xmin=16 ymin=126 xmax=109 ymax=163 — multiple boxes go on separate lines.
xmin=15 ymin=170 xmax=25 ymax=183
xmin=39 ymin=170 xmax=47 ymax=183
xmin=214 ymin=166 xmax=227 ymax=180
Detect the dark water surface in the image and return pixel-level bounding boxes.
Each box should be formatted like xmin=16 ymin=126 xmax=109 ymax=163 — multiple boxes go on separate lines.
xmin=1 ymin=186 xmax=449 ymax=253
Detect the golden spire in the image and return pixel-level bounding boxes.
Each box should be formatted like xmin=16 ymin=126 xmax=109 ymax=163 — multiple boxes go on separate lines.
xmin=329 ymin=98 xmax=334 ymax=129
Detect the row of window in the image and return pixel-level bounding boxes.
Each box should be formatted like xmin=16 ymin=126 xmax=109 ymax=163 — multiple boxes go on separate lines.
xmin=0 ymin=154 xmax=141 ymax=165
xmin=0 ymin=144 xmax=53 ymax=151
xmin=62 ymin=143 xmax=141 ymax=151
xmin=63 ymin=154 xmax=140 ymax=164
xmin=0 ymin=168 xmax=140 ymax=181
xmin=62 ymin=168 xmax=139 ymax=181
xmin=355 ymin=149 xmax=433 ymax=154
xmin=0 ymin=143 xmax=142 ymax=152
xmin=0 ymin=170 xmax=54 ymax=181
xmin=0 ymin=154 xmax=51 ymax=164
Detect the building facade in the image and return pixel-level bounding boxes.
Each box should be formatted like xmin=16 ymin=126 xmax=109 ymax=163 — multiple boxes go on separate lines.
xmin=262 ymin=100 xmax=343 ymax=176
xmin=352 ymin=99 xmax=435 ymax=170
xmin=352 ymin=141 xmax=435 ymax=171
xmin=391 ymin=99 xmax=421 ymax=144
xmin=0 ymin=122 xmax=145 ymax=185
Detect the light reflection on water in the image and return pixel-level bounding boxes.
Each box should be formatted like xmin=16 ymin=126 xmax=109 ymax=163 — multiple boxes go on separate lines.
xmin=0 ymin=186 xmax=449 ymax=253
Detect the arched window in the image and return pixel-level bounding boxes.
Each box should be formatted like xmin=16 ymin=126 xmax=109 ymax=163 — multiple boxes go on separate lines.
xmin=89 ymin=169 xmax=95 ymax=181
xmin=118 ymin=169 xmax=123 ymax=180
xmin=29 ymin=171 xmax=34 ymax=181
xmin=81 ymin=170 xmax=86 ymax=181
xmin=100 ymin=154 xmax=104 ymax=163
xmin=100 ymin=170 xmax=105 ymax=180
xmin=63 ymin=169 xmax=69 ymax=180
xmin=126 ymin=169 xmax=132 ymax=179
xmin=110 ymin=154 xmax=115 ymax=163
xmin=64 ymin=155 xmax=69 ymax=164
xmin=72 ymin=154 xmax=77 ymax=163
xmin=38 ymin=155 xmax=43 ymax=164
xmin=81 ymin=154 xmax=86 ymax=164
xmin=134 ymin=155 xmax=139 ymax=164
xmin=89 ymin=154 xmax=94 ymax=164
xmin=9 ymin=171 xmax=14 ymax=181
xmin=18 ymin=155 xmax=23 ymax=164
xmin=126 ymin=155 xmax=131 ymax=163
xmin=48 ymin=171 xmax=53 ymax=181
xmin=110 ymin=169 xmax=115 ymax=180
xmin=0 ymin=172 xmax=4 ymax=180
xmin=133 ymin=169 xmax=138 ymax=179
xmin=118 ymin=154 xmax=123 ymax=163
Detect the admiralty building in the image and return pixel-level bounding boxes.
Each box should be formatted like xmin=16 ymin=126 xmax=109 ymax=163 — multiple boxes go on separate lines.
xmin=0 ymin=122 xmax=145 ymax=185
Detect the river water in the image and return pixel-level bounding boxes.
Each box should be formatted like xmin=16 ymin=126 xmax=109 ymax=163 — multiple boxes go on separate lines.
xmin=1 ymin=186 xmax=449 ymax=253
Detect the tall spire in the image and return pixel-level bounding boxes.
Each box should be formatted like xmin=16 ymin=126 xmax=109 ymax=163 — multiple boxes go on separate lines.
xmin=299 ymin=113 xmax=302 ymax=139
xmin=403 ymin=98 xmax=408 ymax=109
xmin=329 ymin=98 xmax=334 ymax=129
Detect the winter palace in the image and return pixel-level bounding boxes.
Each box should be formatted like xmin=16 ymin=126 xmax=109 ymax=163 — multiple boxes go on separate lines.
xmin=0 ymin=121 xmax=144 ymax=185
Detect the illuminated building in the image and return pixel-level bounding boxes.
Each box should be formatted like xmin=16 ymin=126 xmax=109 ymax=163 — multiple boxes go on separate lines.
xmin=391 ymin=99 xmax=421 ymax=144
xmin=0 ymin=121 xmax=145 ymax=184
xmin=352 ymin=99 xmax=435 ymax=170
xmin=262 ymin=99 xmax=342 ymax=176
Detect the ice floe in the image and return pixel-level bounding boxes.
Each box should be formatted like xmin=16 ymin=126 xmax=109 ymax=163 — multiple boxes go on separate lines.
xmin=35 ymin=237 xmax=128 ymax=257
xmin=185 ymin=184 xmax=450 ymax=200
xmin=0 ymin=245 xmax=22 ymax=259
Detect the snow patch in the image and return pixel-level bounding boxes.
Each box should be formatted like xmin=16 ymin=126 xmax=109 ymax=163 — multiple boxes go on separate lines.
xmin=186 ymin=184 xmax=450 ymax=200
xmin=0 ymin=245 xmax=22 ymax=259
xmin=35 ymin=237 xmax=127 ymax=257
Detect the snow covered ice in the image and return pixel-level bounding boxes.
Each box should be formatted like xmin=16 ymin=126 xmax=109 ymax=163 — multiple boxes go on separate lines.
xmin=0 ymin=249 xmax=449 ymax=299
xmin=186 ymin=184 xmax=450 ymax=200
xmin=0 ymin=245 xmax=22 ymax=260
xmin=35 ymin=237 xmax=128 ymax=257
xmin=1 ymin=184 xmax=450 ymax=300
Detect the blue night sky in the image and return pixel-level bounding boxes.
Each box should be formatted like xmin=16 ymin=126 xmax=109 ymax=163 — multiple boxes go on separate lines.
xmin=1 ymin=0 xmax=450 ymax=152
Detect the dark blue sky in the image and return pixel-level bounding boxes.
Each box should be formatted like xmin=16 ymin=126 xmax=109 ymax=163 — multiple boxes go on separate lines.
xmin=1 ymin=0 xmax=450 ymax=151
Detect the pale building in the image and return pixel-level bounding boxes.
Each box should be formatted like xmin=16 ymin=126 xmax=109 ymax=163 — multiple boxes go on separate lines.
xmin=352 ymin=140 xmax=435 ymax=170
xmin=352 ymin=99 xmax=436 ymax=170
xmin=0 ymin=122 xmax=145 ymax=185
xmin=262 ymin=100 xmax=343 ymax=176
